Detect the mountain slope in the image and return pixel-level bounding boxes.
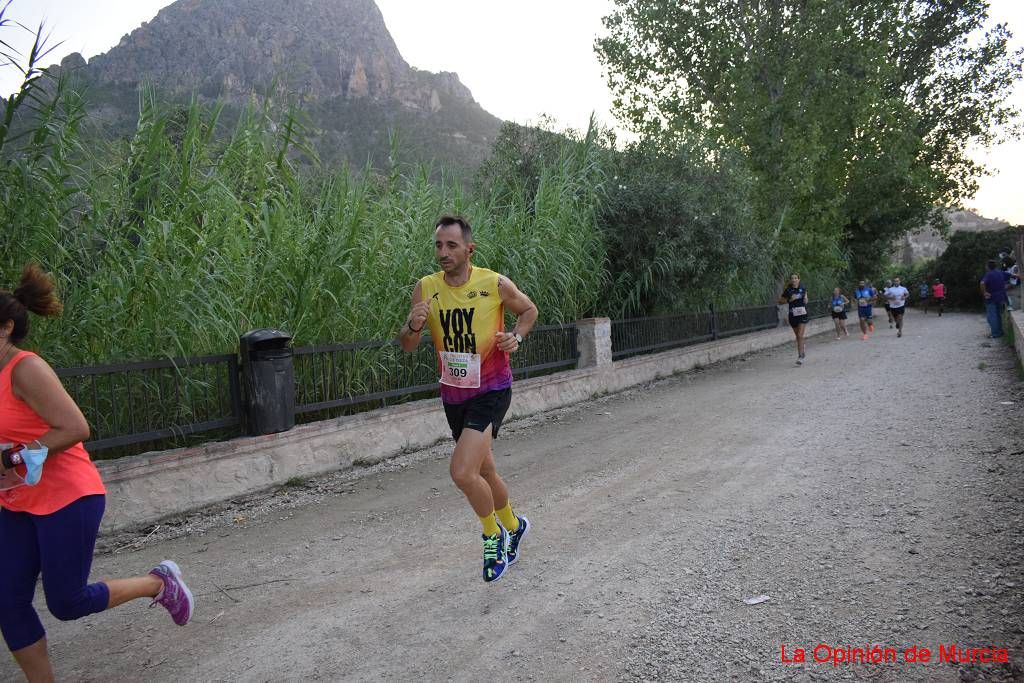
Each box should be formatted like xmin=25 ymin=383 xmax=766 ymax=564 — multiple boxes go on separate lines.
xmin=51 ymin=0 xmax=502 ymax=168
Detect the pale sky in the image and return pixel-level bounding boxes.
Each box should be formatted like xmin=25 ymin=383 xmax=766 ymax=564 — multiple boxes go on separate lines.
xmin=1 ymin=0 xmax=1020 ymax=223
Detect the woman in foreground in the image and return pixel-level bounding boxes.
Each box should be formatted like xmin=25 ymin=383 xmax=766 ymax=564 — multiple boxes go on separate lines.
xmin=0 ymin=264 xmax=193 ymax=682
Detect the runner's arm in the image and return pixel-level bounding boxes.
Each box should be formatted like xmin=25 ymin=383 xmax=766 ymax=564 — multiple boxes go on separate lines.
xmin=11 ymin=355 xmax=89 ymax=453
xmin=497 ymin=276 xmax=538 ymax=353
xmin=399 ymin=281 xmax=430 ymax=352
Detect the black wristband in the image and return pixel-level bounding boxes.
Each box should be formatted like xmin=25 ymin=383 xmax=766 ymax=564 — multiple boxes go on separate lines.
xmin=407 ymin=322 xmax=423 ymax=334
xmin=1 ymin=445 xmax=24 ymax=469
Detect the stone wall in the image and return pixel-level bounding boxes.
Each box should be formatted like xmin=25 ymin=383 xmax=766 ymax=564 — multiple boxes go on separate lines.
xmin=1010 ymin=310 xmax=1024 ymax=372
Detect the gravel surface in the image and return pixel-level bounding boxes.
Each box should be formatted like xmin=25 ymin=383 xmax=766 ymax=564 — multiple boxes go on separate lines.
xmin=3 ymin=311 xmax=1022 ymax=682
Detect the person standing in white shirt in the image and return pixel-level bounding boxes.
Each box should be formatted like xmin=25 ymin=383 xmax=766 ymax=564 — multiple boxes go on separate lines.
xmin=884 ymin=277 xmax=910 ymax=338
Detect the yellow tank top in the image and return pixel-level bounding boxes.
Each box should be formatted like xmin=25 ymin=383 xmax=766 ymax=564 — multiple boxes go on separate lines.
xmin=419 ymin=267 xmax=513 ymax=404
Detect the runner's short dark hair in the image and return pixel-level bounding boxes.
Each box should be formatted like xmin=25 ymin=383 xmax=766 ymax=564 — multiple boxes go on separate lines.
xmin=436 ymin=215 xmax=472 ymax=243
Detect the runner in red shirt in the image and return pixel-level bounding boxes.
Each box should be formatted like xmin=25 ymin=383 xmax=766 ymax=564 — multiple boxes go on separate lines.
xmin=931 ymin=279 xmax=946 ymax=316
xmin=0 ymin=265 xmax=194 ymax=681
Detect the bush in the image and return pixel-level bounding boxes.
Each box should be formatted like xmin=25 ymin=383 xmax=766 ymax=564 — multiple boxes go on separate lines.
xmin=598 ymin=141 xmax=776 ymax=315
xmin=931 ymin=228 xmax=1024 ymax=309
xmin=481 ymin=122 xmax=792 ymax=317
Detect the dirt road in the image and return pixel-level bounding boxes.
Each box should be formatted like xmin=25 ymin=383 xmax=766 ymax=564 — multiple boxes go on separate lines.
xmin=4 ymin=311 xmax=1023 ymax=682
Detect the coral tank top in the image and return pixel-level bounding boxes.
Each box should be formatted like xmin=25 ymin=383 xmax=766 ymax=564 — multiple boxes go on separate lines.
xmin=0 ymin=351 xmax=105 ymax=514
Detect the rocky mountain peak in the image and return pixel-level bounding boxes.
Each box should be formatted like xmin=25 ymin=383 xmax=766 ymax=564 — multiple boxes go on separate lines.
xmin=40 ymin=0 xmax=501 ymax=169
xmin=78 ymin=0 xmax=478 ymax=112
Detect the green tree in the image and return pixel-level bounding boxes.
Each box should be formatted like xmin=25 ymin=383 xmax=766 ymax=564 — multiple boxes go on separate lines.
xmin=596 ymin=0 xmax=1023 ymax=280
xmin=932 ymin=228 xmax=1023 ymax=309
xmin=597 ymin=140 xmax=771 ymax=315
xmin=479 ymin=120 xmax=781 ymax=315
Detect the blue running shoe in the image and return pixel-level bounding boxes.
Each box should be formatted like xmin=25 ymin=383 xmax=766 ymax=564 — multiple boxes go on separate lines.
xmin=506 ymin=515 xmax=531 ymax=566
xmin=482 ymin=528 xmax=509 ymax=583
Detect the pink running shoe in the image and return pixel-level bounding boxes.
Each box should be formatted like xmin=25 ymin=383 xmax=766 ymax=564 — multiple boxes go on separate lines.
xmin=149 ymin=560 xmax=194 ymax=625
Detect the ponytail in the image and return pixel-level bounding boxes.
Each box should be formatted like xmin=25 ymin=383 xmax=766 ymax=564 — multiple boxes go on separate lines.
xmin=0 ymin=263 xmax=63 ymax=344
xmin=13 ymin=263 xmax=62 ymax=317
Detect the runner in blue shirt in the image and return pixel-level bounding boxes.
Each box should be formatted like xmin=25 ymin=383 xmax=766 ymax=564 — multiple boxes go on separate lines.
xmin=853 ymin=279 xmax=876 ymax=340
xmin=830 ymin=287 xmax=850 ymax=340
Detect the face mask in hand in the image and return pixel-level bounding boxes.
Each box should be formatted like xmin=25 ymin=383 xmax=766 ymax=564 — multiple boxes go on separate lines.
xmin=0 ymin=443 xmax=48 ymax=487
xmin=22 ymin=444 xmax=48 ymax=486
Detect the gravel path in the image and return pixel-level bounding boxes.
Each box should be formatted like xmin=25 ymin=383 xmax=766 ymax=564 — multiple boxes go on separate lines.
xmin=3 ymin=311 xmax=1022 ymax=682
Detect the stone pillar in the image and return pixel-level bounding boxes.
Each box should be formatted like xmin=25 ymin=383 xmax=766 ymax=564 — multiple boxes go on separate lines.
xmin=576 ymin=317 xmax=612 ymax=369
xmin=777 ymin=304 xmax=788 ymax=327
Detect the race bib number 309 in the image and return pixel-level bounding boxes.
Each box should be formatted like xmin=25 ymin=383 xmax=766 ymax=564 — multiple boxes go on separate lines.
xmin=440 ymin=351 xmax=481 ymax=388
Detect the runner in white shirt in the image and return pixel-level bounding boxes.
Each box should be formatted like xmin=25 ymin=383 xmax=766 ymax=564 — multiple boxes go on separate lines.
xmin=884 ymin=276 xmax=910 ymax=338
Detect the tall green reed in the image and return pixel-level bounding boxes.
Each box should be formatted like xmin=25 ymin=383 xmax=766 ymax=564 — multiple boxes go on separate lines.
xmin=3 ymin=81 xmax=606 ymax=366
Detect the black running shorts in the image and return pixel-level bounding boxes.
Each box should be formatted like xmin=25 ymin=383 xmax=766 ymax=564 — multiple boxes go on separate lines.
xmin=789 ymin=314 xmax=809 ymax=328
xmin=443 ymin=388 xmax=512 ymax=442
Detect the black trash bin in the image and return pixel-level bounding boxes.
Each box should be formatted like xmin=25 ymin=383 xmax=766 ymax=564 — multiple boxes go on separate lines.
xmin=239 ymin=328 xmax=295 ymax=435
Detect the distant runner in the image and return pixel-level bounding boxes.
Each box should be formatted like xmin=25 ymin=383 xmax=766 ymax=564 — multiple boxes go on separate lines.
xmin=885 ymin=277 xmax=910 ymax=338
xmin=918 ymin=281 xmax=929 ymax=310
xmin=830 ymin=288 xmax=850 ymax=340
xmin=931 ymin=279 xmax=946 ymax=316
xmin=853 ymin=279 xmax=877 ymax=340
xmin=883 ymin=279 xmax=895 ymax=328
xmin=778 ymin=273 xmax=809 ymax=365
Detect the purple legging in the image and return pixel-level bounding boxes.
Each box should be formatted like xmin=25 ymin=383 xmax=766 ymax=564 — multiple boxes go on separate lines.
xmin=0 ymin=494 xmax=109 ymax=651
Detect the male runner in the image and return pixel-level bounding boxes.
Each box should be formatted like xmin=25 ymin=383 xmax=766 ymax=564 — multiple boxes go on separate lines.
xmin=885 ymin=276 xmax=910 ymax=338
xmin=399 ymin=216 xmax=538 ymax=583
xmin=853 ymin=279 xmax=877 ymax=340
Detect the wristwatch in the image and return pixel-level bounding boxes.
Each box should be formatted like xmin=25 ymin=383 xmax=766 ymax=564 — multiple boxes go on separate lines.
xmin=513 ymin=332 xmax=523 ymax=344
